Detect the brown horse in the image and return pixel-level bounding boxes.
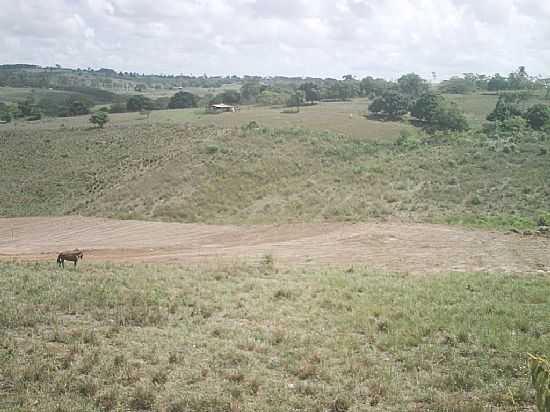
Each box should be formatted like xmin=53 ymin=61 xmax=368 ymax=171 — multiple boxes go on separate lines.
xmin=57 ymin=250 xmax=83 ymax=268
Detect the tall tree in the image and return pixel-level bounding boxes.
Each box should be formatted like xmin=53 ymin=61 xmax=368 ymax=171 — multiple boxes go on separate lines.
xmin=397 ymin=73 xmax=429 ymax=98
xmin=299 ymin=82 xmax=321 ymax=104
xmin=168 ymin=91 xmax=198 ymax=109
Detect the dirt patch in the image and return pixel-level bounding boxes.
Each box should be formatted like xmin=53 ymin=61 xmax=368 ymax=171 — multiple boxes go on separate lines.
xmin=0 ymin=216 xmax=549 ymax=274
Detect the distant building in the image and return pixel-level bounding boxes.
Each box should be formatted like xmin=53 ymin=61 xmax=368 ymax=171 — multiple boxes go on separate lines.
xmin=209 ymin=103 xmax=238 ymax=112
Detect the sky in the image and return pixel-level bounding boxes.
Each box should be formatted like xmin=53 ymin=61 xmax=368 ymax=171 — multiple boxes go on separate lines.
xmin=1 ymin=0 xmax=549 ymax=80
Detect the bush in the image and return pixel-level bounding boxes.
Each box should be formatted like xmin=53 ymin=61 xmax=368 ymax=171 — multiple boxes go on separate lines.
xmin=89 ymin=111 xmax=109 ymax=128
xmin=168 ymin=91 xmax=198 ymax=109
xmin=524 ymin=104 xmax=550 ymax=130
xmin=127 ymin=95 xmax=155 ymax=112
xmin=59 ymin=97 xmax=93 ymax=117
xmin=411 ymin=93 xmax=469 ymax=132
xmin=109 ymin=102 xmax=127 ymax=113
xmin=498 ymin=116 xmax=529 ymax=137
xmin=369 ymin=90 xmax=409 ymax=119
xmin=487 ymin=96 xmax=523 ymax=122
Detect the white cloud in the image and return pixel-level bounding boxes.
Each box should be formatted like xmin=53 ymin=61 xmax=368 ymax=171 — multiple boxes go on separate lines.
xmin=1 ymin=0 xmax=549 ymax=78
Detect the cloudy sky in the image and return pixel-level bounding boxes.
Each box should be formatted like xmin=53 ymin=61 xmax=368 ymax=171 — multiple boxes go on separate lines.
xmin=1 ymin=0 xmax=549 ymax=79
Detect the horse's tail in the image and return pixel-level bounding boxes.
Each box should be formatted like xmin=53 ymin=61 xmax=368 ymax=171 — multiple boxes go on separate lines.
xmin=57 ymin=254 xmax=62 ymax=265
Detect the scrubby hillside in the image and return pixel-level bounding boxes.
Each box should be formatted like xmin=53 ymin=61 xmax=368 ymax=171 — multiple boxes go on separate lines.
xmin=1 ymin=123 xmax=549 ymax=229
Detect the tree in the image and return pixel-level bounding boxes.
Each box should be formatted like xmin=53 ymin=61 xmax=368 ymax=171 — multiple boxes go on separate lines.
xmin=127 ymin=95 xmax=155 ymax=111
xmin=524 ymin=104 xmax=550 ymax=130
xmin=487 ymin=96 xmax=523 ymax=121
xmin=397 ymin=73 xmax=429 ymax=98
xmin=220 ymin=90 xmax=241 ymax=105
xmin=430 ymin=103 xmax=469 ymax=132
xmin=298 ymin=82 xmax=321 ymax=104
xmin=487 ymin=74 xmax=508 ymax=91
xmin=63 ymin=98 xmax=91 ymax=117
xmin=439 ymin=76 xmax=476 ymax=94
xmin=369 ymin=90 xmax=409 ymax=119
xmin=89 ymin=111 xmax=109 ymax=128
xmin=168 ymin=91 xmax=198 ymax=109
xmin=508 ymin=66 xmax=530 ymax=90
xmin=411 ymin=93 xmax=444 ymax=123
xmin=287 ymin=90 xmax=305 ymax=111
xmin=360 ymin=76 xmax=391 ymax=97
xmin=411 ymin=92 xmax=468 ymax=131
xmin=17 ymin=97 xmax=34 ymax=117
xmin=0 ymin=102 xmax=11 ymax=122
xmin=240 ymin=82 xmax=263 ymax=104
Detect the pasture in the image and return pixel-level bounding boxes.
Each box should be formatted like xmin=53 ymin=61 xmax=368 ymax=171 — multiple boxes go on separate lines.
xmin=1 ymin=121 xmax=549 ymax=230
xmin=2 ymin=99 xmax=411 ymax=141
xmin=1 ymin=261 xmax=548 ymax=411
xmin=1 ymin=89 xmax=550 ymax=412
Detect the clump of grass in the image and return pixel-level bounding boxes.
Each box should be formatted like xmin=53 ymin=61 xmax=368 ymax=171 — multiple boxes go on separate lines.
xmin=1 ymin=261 xmax=549 ymax=411
xmin=130 ymin=383 xmax=156 ymax=410
xmin=1 ymin=123 xmax=549 ymax=231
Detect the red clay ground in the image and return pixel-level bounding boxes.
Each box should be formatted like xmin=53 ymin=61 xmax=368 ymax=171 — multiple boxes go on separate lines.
xmin=0 ymin=216 xmax=549 ymax=274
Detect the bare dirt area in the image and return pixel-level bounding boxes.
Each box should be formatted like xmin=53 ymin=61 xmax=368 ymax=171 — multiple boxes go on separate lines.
xmin=0 ymin=216 xmax=549 ymax=274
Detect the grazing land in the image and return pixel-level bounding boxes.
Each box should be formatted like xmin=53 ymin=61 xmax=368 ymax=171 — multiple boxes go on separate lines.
xmin=1 ymin=121 xmax=549 ymax=230
xmin=0 ymin=261 xmax=548 ymax=411
xmin=2 ymin=99 xmax=410 ymax=141
xmin=1 ymin=81 xmax=550 ymax=412
xmin=444 ymin=92 xmax=549 ymax=129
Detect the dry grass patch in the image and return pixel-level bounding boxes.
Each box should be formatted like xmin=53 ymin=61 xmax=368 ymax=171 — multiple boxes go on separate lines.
xmin=0 ymin=261 xmax=548 ymax=411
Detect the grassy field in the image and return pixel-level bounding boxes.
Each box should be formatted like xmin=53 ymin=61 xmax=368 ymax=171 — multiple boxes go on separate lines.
xmin=3 ymin=99 xmax=411 ymax=141
xmin=444 ymin=92 xmax=549 ymax=129
xmin=1 ymin=261 xmax=548 ymax=411
xmin=1 ymin=121 xmax=549 ymax=230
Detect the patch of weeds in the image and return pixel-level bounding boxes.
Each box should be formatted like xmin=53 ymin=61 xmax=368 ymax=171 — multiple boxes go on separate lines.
xmin=225 ymin=370 xmax=245 ymax=383
xmin=294 ymin=361 xmax=318 ymax=380
xmin=151 ymin=368 xmax=168 ymax=386
xmin=129 ymin=383 xmax=156 ymax=410
xmin=167 ymin=396 xmax=232 ymax=412
xmin=95 ymin=387 xmax=119 ymax=411
xmin=273 ymin=289 xmax=292 ymax=300
xmin=328 ymin=397 xmax=351 ymax=412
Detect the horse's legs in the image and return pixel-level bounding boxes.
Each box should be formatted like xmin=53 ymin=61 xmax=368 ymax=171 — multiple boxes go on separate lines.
xmin=61 ymin=259 xmax=64 ymax=268
xmin=74 ymin=260 xmax=77 ymax=267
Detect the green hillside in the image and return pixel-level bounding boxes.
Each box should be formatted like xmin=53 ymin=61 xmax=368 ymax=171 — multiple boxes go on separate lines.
xmin=1 ymin=122 xmax=548 ymax=230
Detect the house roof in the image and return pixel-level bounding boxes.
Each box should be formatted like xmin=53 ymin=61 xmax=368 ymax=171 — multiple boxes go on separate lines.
xmin=210 ymin=103 xmax=235 ymax=108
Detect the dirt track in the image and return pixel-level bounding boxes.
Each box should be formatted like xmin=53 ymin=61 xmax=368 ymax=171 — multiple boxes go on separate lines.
xmin=0 ymin=216 xmax=549 ymax=274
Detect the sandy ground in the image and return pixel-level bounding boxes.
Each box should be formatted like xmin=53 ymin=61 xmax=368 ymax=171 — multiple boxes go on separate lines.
xmin=0 ymin=216 xmax=549 ymax=274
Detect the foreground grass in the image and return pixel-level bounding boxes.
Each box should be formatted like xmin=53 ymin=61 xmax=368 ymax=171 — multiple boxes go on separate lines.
xmin=1 ymin=122 xmax=549 ymax=230
xmin=0 ymin=261 xmax=548 ymax=411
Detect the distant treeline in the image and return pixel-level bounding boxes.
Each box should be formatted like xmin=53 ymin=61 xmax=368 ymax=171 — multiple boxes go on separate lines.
xmin=2 ymin=64 xmax=549 ymax=95
xmin=1 ymin=65 xmax=548 ymax=128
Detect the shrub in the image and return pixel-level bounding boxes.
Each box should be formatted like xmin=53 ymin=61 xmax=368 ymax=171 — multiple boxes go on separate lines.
xmin=109 ymin=102 xmax=127 ymax=113
xmin=487 ymin=96 xmax=523 ymax=122
xmin=369 ymin=90 xmax=409 ymax=119
xmin=524 ymin=104 xmax=550 ymax=130
xmin=412 ymin=93 xmax=469 ymax=132
xmin=89 ymin=111 xmax=109 ymax=128
xmin=127 ymin=95 xmax=155 ymax=112
xmin=168 ymin=91 xmax=198 ymax=109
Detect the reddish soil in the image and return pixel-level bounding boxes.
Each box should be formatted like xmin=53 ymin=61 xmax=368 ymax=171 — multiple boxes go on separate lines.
xmin=0 ymin=216 xmax=549 ymax=274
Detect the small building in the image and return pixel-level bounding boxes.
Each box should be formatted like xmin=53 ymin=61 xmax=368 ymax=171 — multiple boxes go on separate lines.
xmin=210 ymin=103 xmax=238 ymax=112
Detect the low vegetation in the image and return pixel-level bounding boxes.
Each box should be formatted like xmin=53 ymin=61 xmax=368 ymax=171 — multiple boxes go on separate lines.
xmin=0 ymin=261 xmax=548 ymax=411
xmin=1 ymin=121 xmax=549 ymax=230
